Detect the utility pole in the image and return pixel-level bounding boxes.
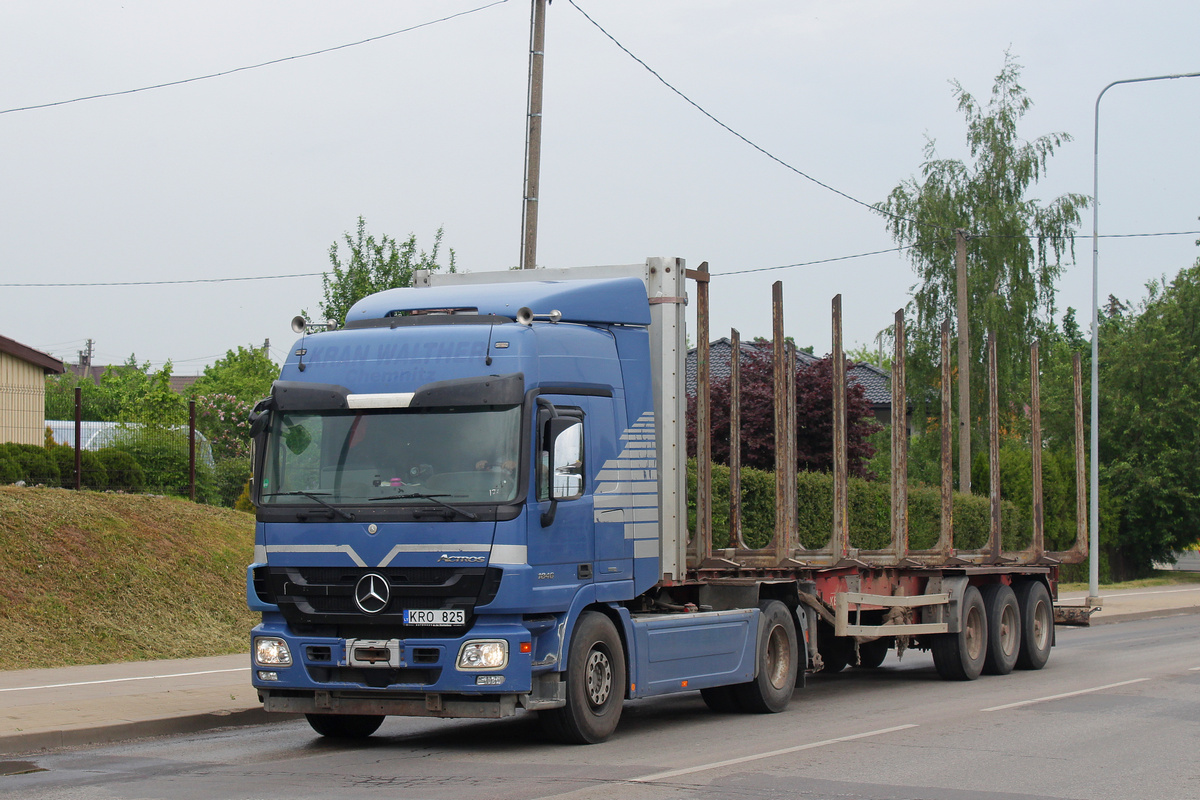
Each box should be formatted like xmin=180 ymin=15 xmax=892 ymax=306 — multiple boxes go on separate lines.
xmin=955 ymin=229 xmax=971 ymax=494
xmin=262 ymin=338 xmax=270 ymax=356
xmin=520 ymin=0 xmax=548 ymax=270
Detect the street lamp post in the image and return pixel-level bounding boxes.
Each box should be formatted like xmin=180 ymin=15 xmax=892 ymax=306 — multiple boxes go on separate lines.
xmin=1090 ymin=70 xmax=1200 ymax=604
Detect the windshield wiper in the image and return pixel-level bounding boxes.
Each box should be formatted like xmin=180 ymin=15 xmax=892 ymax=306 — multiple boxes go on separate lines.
xmin=369 ymin=491 xmax=478 ymax=521
xmin=262 ymin=491 xmax=356 ymax=521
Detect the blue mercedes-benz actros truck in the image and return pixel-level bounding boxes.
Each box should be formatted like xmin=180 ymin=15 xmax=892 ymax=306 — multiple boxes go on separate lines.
xmin=247 ymin=258 xmax=1063 ymax=743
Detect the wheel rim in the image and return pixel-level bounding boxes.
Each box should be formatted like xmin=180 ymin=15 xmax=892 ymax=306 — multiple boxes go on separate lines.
xmin=764 ymin=624 xmax=791 ymax=690
xmin=1031 ymin=599 xmax=1051 ymax=651
xmin=999 ymin=603 xmax=1018 ymax=657
xmin=965 ymin=605 xmax=984 ymax=660
xmin=585 ymin=646 xmax=613 ymax=709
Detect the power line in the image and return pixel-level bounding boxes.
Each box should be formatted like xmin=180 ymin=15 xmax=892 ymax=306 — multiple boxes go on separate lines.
xmin=565 ymin=0 xmax=914 ymax=227
xmin=0 ymin=1 xmax=509 ymax=116
xmin=0 ymin=272 xmax=322 ymax=288
xmin=713 ymin=244 xmax=928 ymax=277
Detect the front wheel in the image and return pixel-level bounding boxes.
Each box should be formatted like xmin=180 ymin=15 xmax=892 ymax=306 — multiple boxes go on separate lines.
xmin=305 ymin=713 xmax=384 ymax=739
xmin=540 ymin=611 xmax=626 ymax=744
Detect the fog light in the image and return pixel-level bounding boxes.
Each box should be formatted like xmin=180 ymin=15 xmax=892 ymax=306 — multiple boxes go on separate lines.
xmin=254 ymin=637 xmax=292 ymax=666
xmin=457 ymin=640 xmax=508 ymax=670
xmin=257 ymin=670 xmax=279 ymax=682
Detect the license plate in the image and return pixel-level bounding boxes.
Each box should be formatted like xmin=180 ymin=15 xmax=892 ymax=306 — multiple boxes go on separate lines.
xmin=403 ymin=608 xmax=464 ymax=626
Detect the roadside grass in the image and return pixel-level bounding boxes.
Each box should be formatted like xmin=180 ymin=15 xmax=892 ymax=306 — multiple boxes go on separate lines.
xmin=1060 ymin=570 xmax=1200 ymax=592
xmin=0 ymin=487 xmax=256 ymax=670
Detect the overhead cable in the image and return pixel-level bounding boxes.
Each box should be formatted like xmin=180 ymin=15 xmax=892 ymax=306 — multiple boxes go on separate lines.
xmin=0 ymin=1 xmax=509 ymax=115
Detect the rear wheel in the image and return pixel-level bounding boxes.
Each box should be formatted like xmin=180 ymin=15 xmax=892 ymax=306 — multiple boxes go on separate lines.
xmin=1014 ymin=581 xmax=1053 ymax=670
xmin=732 ymin=601 xmax=798 ymax=713
xmin=540 ymin=611 xmax=625 ymax=744
xmin=816 ymin=622 xmax=852 ymax=674
xmin=855 ymin=638 xmax=890 ymax=669
xmin=980 ymin=584 xmax=1021 ymax=675
xmin=305 ymin=713 xmax=384 ymax=739
xmin=931 ymin=585 xmax=987 ymax=681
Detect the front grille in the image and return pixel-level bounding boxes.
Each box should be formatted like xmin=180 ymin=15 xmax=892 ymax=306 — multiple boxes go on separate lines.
xmin=263 ymin=566 xmax=502 ymax=634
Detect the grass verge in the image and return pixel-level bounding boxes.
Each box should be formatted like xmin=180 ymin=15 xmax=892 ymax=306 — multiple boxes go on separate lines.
xmin=0 ymin=486 xmax=256 ymax=670
xmin=1059 ymin=570 xmax=1200 ymax=592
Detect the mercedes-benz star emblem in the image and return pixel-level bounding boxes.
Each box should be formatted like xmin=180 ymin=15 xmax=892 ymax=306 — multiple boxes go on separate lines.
xmin=354 ymin=573 xmax=390 ymax=614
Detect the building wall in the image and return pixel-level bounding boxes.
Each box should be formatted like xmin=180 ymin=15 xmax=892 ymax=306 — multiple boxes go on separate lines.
xmin=0 ymin=351 xmax=47 ymax=445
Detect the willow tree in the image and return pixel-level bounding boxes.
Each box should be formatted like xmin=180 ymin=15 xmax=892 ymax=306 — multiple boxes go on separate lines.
xmin=877 ymin=54 xmax=1087 ymax=454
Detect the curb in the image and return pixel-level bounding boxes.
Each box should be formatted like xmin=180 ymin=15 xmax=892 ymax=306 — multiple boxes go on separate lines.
xmin=1083 ymin=605 xmax=1200 ymax=626
xmin=0 ymin=708 xmax=301 ymax=757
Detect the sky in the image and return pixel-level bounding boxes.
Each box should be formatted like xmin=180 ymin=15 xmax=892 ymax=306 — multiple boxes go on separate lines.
xmin=2 ymin=0 xmax=1197 ymax=376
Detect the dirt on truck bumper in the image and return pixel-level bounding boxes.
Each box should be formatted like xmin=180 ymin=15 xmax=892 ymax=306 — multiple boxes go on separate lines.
xmin=260 ymin=688 xmax=521 ymax=719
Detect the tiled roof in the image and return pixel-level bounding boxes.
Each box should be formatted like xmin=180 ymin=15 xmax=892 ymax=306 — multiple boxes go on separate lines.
xmin=686 ymin=338 xmax=893 ymax=408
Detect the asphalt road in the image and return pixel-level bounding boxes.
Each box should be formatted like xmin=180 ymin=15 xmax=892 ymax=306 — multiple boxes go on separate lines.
xmin=5 ymin=614 xmax=1198 ymax=800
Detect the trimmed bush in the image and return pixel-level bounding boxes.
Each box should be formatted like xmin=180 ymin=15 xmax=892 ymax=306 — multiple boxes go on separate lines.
xmin=95 ymin=449 xmax=146 ymax=493
xmin=48 ymin=445 xmax=108 ymax=489
xmin=689 ymin=459 xmax=1027 ymax=555
xmin=0 ymin=443 xmax=61 ymax=486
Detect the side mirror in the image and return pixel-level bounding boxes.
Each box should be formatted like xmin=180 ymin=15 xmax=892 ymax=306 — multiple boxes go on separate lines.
xmin=541 ymin=417 xmax=582 ymax=526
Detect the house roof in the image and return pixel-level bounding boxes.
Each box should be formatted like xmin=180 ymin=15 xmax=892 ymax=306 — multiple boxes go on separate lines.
xmin=685 ymin=337 xmax=893 ymax=408
xmin=0 ymin=335 xmax=64 ymax=374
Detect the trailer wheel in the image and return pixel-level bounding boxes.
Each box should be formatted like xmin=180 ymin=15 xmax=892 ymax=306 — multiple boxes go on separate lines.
xmin=700 ymin=686 xmax=739 ymax=713
xmin=931 ymin=585 xmax=987 ymax=681
xmin=816 ymin=621 xmax=851 ymax=673
xmin=304 ymin=713 xmax=384 ymax=739
xmin=855 ymin=638 xmax=890 ymax=669
xmin=540 ymin=611 xmax=625 ymax=744
xmin=732 ymin=601 xmax=797 ymax=713
xmin=1014 ymin=581 xmax=1053 ymax=670
xmin=980 ymin=584 xmax=1021 ymax=675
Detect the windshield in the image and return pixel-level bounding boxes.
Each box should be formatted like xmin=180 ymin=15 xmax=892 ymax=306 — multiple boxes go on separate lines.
xmin=260 ymin=405 xmax=522 ymax=506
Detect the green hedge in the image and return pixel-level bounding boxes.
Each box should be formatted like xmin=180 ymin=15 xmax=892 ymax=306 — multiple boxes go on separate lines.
xmin=688 ymin=459 xmax=1027 ymax=553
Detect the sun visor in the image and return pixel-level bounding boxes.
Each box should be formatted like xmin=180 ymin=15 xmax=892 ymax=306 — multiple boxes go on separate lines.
xmin=271 ymin=381 xmax=351 ymax=411
xmin=410 ymin=373 xmax=525 ymax=408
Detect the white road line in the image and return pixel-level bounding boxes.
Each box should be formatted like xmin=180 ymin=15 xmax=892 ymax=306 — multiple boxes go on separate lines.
xmin=630 ymin=724 xmax=918 ymax=783
xmin=1065 ymin=587 xmax=1200 ymax=599
xmin=981 ymin=678 xmax=1150 ymax=712
xmin=0 ymin=668 xmax=249 ymax=693
xmin=1190 ymin=667 xmax=1200 ymax=672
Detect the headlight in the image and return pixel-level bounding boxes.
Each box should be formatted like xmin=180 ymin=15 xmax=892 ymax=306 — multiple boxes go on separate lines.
xmin=457 ymin=640 xmax=508 ymax=670
xmin=254 ymin=636 xmax=292 ymax=666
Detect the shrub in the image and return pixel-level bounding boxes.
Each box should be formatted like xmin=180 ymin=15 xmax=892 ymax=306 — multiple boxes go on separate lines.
xmin=108 ymin=425 xmax=215 ymax=501
xmin=47 ymin=445 xmax=108 ymax=489
xmin=95 ymin=449 xmax=146 ymax=493
xmin=214 ymin=457 xmax=252 ymax=508
xmin=0 ymin=443 xmax=61 ymax=486
xmin=0 ymin=456 xmax=20 ymax=484
xmin=234 ymin=479 xmax=254 ymax=513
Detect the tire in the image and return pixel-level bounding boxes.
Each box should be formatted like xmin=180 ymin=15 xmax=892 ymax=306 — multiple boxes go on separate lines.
xmin=732 ymin=601 xmax=798 ymax=713
xmin=305 ymin=713 xmax=384 ymax=739
xmin=540 ymin=611 xmax=626 ymax=744
xmin=1014 ymin=581 xmax=1053 ymax=670
xmin=931 ymin=585 xmax=987 ymax=681
xmin=855 ymin=638 xmax=890 ymax=669
xmin=816 ymin=622 xmax=851 ymax=674
xmin=700 ymin=686 xmax=739 ymax=713
xmin=980 ymin=584 xmax=1022 ymax=675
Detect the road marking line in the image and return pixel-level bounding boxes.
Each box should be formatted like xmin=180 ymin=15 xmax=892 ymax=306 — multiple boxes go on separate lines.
xmin=1190 ymin=667 xmax=1200 ymax=672
xmin=630 ymin=724 xmax=918 ymax=783
xmin=981 ymin=678 xmax=1150 ymax=712
xmin=0 ymin=668 xmax=249 ymax=693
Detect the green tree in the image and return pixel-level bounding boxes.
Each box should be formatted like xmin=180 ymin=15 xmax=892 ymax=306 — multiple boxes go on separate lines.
xmin=876 ymin=53 xmax=1088 ymax=428
xmin=1098 ymin=261 xmax=1200 ymax=576
xmin=189 ymin=345 xmax=277 ymax=403
xmin=316 ymin=216 xmax=456 ymax=325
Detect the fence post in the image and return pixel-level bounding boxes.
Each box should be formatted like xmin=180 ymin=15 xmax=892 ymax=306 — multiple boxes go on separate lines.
xmin=74 ymin=387 xmax=82 ymax=490
xmin=188 ymin=400 xmax=197 ymax=502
